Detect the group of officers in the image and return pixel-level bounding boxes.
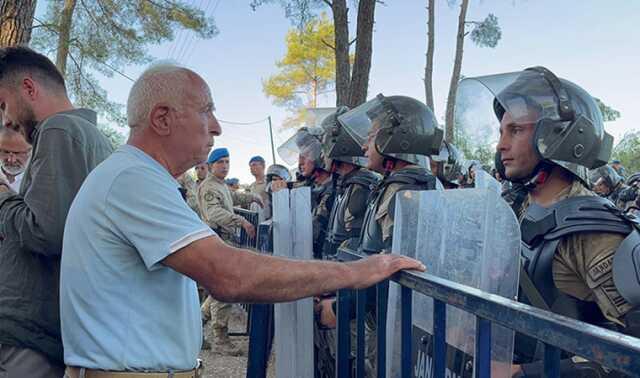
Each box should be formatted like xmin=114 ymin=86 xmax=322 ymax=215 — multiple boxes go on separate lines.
xmin=176 ymin=65 xmax=640 ymax=377
xmin=250 ymin=66 xmax=640 ymax=377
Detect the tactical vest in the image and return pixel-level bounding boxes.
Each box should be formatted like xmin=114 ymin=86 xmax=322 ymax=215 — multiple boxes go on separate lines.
xmin=359 ymin=167 xmax=437 ymax=254
xmin=516 ymin=195 xmax=640 ymax=361
xmin=324 ymin=170 xmax=379 ymax=258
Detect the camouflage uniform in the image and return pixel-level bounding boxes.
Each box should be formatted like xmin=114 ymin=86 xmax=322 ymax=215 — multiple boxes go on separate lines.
xmin=176 ymin=173 xmax=200 ymax=216
xmin=311 ymin=177 xmax=335 ymax=259
xmin=197 ymin=174 xmax=255 ymax=355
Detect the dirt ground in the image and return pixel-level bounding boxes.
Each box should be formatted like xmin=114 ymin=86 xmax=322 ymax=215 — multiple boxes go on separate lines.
xmin=198 ymin=305 xmax=276 ymax=378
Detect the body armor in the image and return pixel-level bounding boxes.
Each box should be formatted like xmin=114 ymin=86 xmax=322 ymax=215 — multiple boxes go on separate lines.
xmin=359 ymin=167 xmax=437 ymax=254
xmin=323 ymin=169 xmax=379 ymax=258
xmin=516 ymin=195 xmax=639 ymax=363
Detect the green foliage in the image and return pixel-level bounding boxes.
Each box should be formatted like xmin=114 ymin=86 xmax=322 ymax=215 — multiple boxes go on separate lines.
xmin=263 ymin=14 xmax=337 ymax=127
xmin=469 ymin=14 xmax=501 ymax=48
xmin=97 ymin=123 xmax=126 ymax=150
xmin=33 ymin=0 xmax=218 ymax=126
xmin=612 ymin=130 xmax=640 ymax=174
xmin=595 ymin=97 xmax=621 ymax=122
xmin=250 ymin=0 xmax=325 ymax=28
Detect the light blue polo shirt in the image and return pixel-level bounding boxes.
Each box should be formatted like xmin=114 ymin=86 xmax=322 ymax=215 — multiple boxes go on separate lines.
xmin=60 ymin=145 xmax=215 ymax=371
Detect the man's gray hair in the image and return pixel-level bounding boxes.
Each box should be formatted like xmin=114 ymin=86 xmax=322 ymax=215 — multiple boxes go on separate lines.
xmin=126 ymin=62 xmax=193 ymax=129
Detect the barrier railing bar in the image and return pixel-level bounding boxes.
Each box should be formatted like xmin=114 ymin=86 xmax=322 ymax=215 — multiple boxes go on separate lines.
xmin=433 ymin=299 xmax=446 ymax=378
xmin=400 ymin=286 xmax=413 ymax=378
xmin=376 ymin=281 xmax=389 ymax=378
xmin=336 ymin=288 xmax=352 ymax=377
xmin=355 ymin=289 xmax=366 ymax=378
xmin=474 ymin=317 xmax=491 ymax=378
xmin=392 ymin=269 xmax=640 ymax=376
xmin=543 ymin=343 xmax=561 ymax=378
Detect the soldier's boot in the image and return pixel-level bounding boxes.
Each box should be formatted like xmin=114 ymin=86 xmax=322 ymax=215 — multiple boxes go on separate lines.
xmin=212 ymin=327 xmax=244 ymax=357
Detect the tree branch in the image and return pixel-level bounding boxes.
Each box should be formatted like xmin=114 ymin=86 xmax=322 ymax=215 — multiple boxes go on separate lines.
xmin=322 ymin=0 xmax=333 ymax=6
xmin=349 ymin=37 xmax=357 ymax=46
xmin=321 ymin=38 xmax=335 ymax=50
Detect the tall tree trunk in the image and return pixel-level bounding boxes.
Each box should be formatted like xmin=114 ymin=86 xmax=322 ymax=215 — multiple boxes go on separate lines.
xmin=0 ymin=0 xmax=37 ymax=47
xmin=445 ymin=0 xmax=469 ymax=143
xmin=56 ymin=0 xmax=77 ymax=76
xmin=332 ymin=0 xmax=350 ymax=107
xmin=348 ymin=0 xmax=376 ymax=108
xmin=424 ymin=0 xmax=435 ymax=112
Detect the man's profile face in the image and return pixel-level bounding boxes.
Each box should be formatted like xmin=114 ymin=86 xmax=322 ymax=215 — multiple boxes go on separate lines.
xmin=210 ymin=157 xmax=230 ymax=179
xmin=250 ymin=161 xmax=265 ymax=178
xmin=195 ymin=162 xmax=208 ymax=180
xmin=497 ymin=111 xmax=540 ymax=181
xmin=300 ymin=155 xmax=315 ymax=177
xmin=593 ymin=177 xmax=610 ymax=196
xmin=363 ymin=123 xmax=384 ymax=173
xmin=0 ymin=130 xmax=31 ymax=176
xmin=0 ymin=85 xmax=39 ymax=144
xmin=173 ymin=76 xmax=221 ymax=168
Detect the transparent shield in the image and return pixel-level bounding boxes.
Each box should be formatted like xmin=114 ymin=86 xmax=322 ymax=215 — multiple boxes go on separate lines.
xmin=386 ymin=189 xmax=521 ymax=378
xmin=474 ymin=169 xmax=502 ymax=195
xmin=272 ymin=187 xmax=314 ymax=377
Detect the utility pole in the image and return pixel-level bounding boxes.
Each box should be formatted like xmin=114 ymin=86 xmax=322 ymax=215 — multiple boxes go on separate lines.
xmin=268 ymin=116 xmax=276 ymax=164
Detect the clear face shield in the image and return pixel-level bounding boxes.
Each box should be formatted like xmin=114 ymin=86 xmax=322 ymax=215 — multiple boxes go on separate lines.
xmin=277 ymin=127 xmax=324 ymax=166
xmin=456 ymin=68 xmax=612 ymax=184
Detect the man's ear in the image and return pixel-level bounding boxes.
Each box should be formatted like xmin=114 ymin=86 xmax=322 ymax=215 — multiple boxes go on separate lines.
xmin=21 ymin=76 xmax=38 ymax=102
xmin=149 ymin=104 xmax=172 ymax=136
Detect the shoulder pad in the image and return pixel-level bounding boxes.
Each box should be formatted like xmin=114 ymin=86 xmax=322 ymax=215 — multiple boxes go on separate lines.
xmin=613 ymin=229 xmax=640 ymax=305
xmin=345 ymin=169 xmax=380 ymax=188
xmin=385 ymin=167 xmax=436 ymax=189
xmin=521 ymin=196 xmax=633 ymax=247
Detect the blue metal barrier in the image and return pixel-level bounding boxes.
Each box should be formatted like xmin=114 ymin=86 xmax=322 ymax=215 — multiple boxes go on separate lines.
xmin=246 ymin=222 xmax=275 ymax=378
xmin=336 ymin=249 xmax=640 ymax=378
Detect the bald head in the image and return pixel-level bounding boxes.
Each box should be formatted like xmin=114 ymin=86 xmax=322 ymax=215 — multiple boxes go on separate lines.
xmin=126 ymin=63 xmax=208 ymax=129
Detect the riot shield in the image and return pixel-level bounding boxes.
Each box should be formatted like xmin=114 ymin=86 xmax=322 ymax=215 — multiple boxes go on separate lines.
xmin=272 ymin=187 xmax=314 ymax=378
xmin=386 ymin=189 xmax=521 ymax=378
xmin=474 ymin=169 xmax=502 ymax=195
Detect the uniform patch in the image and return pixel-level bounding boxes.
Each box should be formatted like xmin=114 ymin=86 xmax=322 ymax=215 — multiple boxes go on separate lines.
xmin=204 ymin=192 xmax=214 ymax=202
xmin=588 ymin=254 xmax=614 ymax=284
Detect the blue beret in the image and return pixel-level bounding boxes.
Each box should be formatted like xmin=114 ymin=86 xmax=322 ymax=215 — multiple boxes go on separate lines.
xmin=208 ymin=148 xmax=229 ymax=164
xmin=611 ymin=159 xmax=621 ymax=164
xmin=249 ymin=155 xmax=265 ymax=164
xmin=225 ymin=178 xmax=240 ymax=186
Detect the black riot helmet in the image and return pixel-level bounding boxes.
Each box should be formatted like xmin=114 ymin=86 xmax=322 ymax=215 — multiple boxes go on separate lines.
xmin=320 ymin=106 xmax=368 ymax=170
xmin=457 ymin=67 xmax=613 ymax=187
xmin=337 ymin=94 xmax=443 ymax=169
xmin=431 ymin=140 xmax=464 ymax=186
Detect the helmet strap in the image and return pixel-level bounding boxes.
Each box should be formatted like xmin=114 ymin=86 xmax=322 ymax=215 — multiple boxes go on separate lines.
xmin=522 ymin=161 xmax=554 ymax=191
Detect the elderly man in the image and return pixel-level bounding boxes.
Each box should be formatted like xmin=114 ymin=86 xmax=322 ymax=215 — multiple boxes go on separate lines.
xmin=0 ymin=47 xmax=113 ymax=378
xmin=60 ymin=63 xmax=423 ymax=377
xmin=0 ymin=127 xmax=31 ymax=191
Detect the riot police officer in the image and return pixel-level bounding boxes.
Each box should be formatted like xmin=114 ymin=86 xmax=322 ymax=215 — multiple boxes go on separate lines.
xmin=319 ymin=107 xmax=381 ymax=258
xmin=316 ymin=94 xmax=443 ymax=376
xmin=278 ymin=127 xmax=336 ymax=258
xmin=430 ymin=140 xmax=464 ymax=189
xmin=458 ymin=66 xmax=640 ymax=376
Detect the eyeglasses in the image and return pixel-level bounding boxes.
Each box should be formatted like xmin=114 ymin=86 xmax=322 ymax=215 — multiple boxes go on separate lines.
xmin=0 ymin=149 xmax=31 ymax=159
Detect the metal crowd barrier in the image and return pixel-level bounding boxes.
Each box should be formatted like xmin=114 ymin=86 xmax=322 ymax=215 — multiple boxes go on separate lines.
xmin=246 ymin=221 xmax=275 ymax=378
xmin=233 ymin=207 xmax=260 ymax=249
xmin=225 ymin=208 xmax=262 ymax=338
xmin=335 ymin=249 xmax=640 ymax=378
